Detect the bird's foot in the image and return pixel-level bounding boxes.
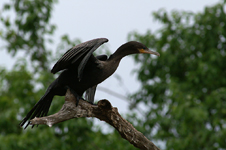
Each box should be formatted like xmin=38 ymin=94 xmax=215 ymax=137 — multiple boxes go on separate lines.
xmin=66 ymin=86 xmax=82 ymax=106
xmin=87 ymin=101 xmax=97 ymax=105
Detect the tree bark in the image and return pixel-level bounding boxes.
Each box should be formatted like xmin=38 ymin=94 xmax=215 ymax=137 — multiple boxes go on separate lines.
xmin=30 ymin=89 xmax=160 ymax=150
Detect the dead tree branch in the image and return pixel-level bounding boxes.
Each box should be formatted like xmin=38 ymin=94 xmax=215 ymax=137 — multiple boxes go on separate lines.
xmin=30 ymin=89 xmax=160 ymax=150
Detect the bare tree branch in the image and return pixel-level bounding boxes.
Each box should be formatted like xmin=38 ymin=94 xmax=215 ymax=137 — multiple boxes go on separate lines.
xmin=30 ymin=89 xmax=160 ymax=150
xmin=98 ymin=86 xmax=128 ymax=101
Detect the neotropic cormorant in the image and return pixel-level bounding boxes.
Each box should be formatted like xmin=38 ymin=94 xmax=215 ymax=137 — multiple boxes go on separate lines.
xmin=20 ymin=38 xmax=160 ymax=129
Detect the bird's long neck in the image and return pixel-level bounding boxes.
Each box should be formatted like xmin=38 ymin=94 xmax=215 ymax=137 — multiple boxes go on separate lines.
xmin=100 ymin=46 xmax=128 ymax=79
xmin=109 ymin=44 xmax=131 ymax=61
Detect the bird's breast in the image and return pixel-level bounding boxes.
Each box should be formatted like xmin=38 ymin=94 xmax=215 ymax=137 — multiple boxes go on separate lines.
xmin=83 ymin=60 xmax=119 ymax=85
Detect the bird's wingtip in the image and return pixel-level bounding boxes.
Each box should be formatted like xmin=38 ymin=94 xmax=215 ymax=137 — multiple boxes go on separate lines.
xmin=97 ymin=38 xmax=108 ymax=42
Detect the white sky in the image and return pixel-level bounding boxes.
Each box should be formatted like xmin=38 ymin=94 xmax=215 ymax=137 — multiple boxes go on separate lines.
xmin=0 ymin=0 xmax=219 ymax=116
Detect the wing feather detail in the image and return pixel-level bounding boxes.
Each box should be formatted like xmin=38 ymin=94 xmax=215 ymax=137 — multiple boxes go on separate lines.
xmin=51 ymin=38 xmax=108 ymax=76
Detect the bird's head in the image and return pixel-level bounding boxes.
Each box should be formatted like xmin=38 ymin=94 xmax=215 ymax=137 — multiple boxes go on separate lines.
xmin=123 ymin=41 xmax=160 ymax=56
xmin=112 ymin=41 xmax=160 ymax=60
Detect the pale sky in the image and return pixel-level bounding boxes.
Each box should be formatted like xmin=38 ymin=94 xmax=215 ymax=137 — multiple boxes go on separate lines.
xmin=0 ymin=0 xmax=219 ymax=116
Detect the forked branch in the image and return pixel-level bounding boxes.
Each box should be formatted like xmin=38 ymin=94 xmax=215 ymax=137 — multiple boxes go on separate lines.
xmin=30 ymin=89 xmax=160 ymax=150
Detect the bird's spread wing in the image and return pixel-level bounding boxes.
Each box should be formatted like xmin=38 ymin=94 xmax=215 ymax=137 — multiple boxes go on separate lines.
xmin=51 ymin=38 xmax=108 ymax=80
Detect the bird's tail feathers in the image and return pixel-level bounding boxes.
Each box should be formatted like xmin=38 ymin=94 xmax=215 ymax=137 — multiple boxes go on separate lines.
xmin=19 ymin=94 xmax=53 ymax=129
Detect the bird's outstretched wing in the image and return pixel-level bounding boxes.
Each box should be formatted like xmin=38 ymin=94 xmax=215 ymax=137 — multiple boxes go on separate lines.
xmin=51 ymin=38 xmax=108 ymax=80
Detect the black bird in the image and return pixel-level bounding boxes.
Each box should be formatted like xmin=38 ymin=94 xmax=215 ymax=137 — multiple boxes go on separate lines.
xmin=20 ymin=38 xmax=160 ymax=129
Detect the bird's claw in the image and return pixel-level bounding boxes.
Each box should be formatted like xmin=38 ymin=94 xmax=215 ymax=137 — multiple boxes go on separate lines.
xmin=66 ymin=86 xmax=82 ymax=106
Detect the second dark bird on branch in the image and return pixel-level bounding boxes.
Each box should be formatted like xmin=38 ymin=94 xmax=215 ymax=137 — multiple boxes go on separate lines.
xmin=20 ymin=38 xmax=160 ymax=129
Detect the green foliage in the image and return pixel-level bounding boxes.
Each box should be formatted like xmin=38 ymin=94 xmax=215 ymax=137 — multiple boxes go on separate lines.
xmin=0 ymin=0 xmax=57 ymax=70
xmin=128 ymin=1 xmax=226 ymax=149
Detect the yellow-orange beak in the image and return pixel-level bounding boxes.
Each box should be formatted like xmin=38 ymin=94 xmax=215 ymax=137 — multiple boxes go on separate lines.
xmin=139 ymin=48 xmax=160 ymax=56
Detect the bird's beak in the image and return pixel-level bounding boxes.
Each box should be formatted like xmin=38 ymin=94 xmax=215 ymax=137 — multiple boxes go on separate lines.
xmin=139 ymin=48 xmax=160 ymax=56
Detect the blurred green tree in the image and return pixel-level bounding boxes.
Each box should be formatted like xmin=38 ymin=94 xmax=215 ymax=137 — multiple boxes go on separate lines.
xmin=128 ymin=0 xmax=226 ymax=149
xmin=0 ymin=0 xmax=57 ymax=70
